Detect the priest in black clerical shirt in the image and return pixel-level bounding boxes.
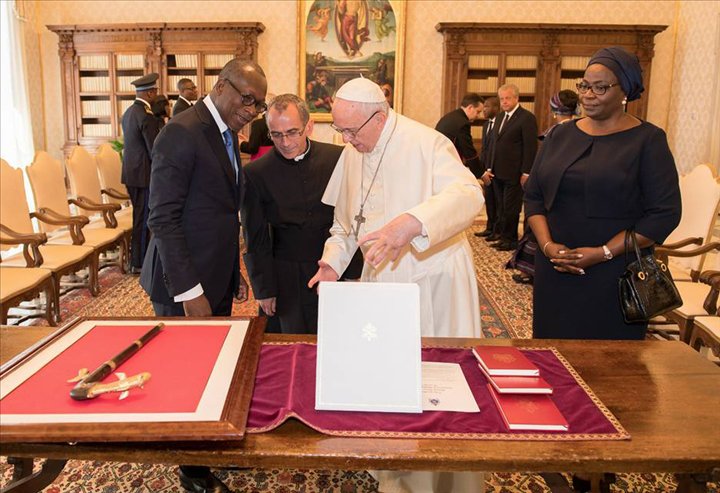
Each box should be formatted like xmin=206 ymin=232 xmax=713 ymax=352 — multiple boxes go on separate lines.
xmin=242 ymin=94 xmax=359 ymax=333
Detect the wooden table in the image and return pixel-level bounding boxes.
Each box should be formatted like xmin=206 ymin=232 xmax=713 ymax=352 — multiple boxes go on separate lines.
xmin=2 ymin=329 xmax=719 ymax=493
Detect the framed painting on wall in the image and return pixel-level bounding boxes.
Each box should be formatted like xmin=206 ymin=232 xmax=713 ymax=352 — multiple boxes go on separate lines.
xmin=298 ymin=0 xmax=406 ymax=122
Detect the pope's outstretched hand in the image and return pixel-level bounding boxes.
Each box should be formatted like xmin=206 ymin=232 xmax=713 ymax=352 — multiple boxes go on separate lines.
xmin=308 ymin=260 xmax=339 ymax=289
xmin=359 ymin=213 xmax=422 ymax=267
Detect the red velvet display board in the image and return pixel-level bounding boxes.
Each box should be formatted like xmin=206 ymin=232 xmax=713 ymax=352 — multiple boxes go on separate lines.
xmin=1 ymin=325 xmax=231 ymax=414
xmin=247 ymin=344 xmax=629 ymax=441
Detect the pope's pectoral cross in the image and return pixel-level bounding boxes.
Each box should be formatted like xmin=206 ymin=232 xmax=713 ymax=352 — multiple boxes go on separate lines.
xmin=352 ymin=210 xmax=366 ymax=240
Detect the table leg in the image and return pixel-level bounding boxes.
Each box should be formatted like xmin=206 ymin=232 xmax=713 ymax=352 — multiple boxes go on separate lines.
xmin=675 ymin=473 xmax=709 ymax=493
xmin=0 ymin=458 xmax=67 ymax=493
xmin=7 ymin=458 xmax=33 ymax=482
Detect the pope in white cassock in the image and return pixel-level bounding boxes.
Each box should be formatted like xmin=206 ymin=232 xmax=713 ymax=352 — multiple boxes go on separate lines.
xmin=308 ymin=77 xmax=484 ymax=339
xmin=308 ymin=77 xmax=485 ymax=493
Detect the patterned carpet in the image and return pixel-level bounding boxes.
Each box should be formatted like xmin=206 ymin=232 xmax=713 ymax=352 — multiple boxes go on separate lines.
xmin=2 ymin=226 xmax=715 ymax=492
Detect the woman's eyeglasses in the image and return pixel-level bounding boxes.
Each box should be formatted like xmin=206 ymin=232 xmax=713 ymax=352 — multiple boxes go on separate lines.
xmin=576 ymin=82 xmax=619 ymax=96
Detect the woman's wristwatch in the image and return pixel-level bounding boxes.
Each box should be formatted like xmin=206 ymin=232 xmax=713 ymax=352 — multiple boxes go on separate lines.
xmin=601 ymin=245 xmax=613 ymax=261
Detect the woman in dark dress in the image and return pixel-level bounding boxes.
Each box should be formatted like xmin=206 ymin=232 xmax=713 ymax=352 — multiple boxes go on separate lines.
xmin=524 ymin=47 xmax=681 ymax=341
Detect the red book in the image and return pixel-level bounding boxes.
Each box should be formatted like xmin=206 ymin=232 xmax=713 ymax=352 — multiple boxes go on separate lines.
xmin=488 ymin=385 xmax=569 ymax=431
xmin=479 ymin=365 xmax=553 ymax=394
xmin=472 ymin=346 xmax=539 ymax=376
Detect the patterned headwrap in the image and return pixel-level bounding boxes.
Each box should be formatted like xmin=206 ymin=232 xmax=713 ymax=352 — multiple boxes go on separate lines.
xmin=549 ymin=92 xmax=578 ymax=116
xmin=587 ymin=47 xmax=644 ymax=101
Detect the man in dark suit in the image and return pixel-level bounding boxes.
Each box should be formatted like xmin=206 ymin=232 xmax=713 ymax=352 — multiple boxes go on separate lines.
xmin=434 ymin=92 xmax=482 ymax=177
xmin=172 ymin=78 xmax=198 ymax=117
xmin=121 ymin=73 xmax=160 ymax=273
xmin=483 ymin=84 xmax=538 ymax=251
xmin=475 ymin=96 xmax=500 ymax=238
xmin=140 ymin=59 xmax=267 ymax=493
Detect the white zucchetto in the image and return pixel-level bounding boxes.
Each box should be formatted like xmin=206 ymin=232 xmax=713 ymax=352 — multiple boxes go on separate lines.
xmin=335 ymin=76 xmax=386 ymax=103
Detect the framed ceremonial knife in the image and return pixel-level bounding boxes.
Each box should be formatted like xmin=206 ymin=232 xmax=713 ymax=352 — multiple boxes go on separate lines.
xmin=0 ymin=316 xmax=266 ymax=443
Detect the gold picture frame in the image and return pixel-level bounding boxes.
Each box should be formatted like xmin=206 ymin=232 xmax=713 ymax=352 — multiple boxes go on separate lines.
xmin=298 ymin=0 xmax=406 ymax=122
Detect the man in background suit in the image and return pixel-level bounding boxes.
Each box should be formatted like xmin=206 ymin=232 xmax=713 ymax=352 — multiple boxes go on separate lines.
xmin=140 ymin=59 xmax=267 ymax=493
xmin=434 ymin=92 xmax=483 ymax=177
xmin=475 ymin=96 xmax=500 ymax=238
xmin=121 ymin=73 xmax=160 ymax=273
xmin=484 ymin=84 xmax=537 ymax=251
xmin=172 ymin=78 xmax=198 ymax=117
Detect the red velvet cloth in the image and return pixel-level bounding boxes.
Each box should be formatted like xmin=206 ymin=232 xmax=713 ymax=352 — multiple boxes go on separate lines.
xmin=247 ymin=344 xmax=627 ymax=440
xmin=1 ymin=325 xmax=231 ymax=414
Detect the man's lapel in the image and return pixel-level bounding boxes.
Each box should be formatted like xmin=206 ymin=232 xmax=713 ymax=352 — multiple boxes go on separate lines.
xmin=197 ymin=100 xmax=238 ymax=187
xmin=499 ymin=108 xmax=520 ymax=138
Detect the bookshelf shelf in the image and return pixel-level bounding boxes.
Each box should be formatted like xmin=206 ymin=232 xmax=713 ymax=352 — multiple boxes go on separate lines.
xmin=436 ymin=22 xmax=666 ymax=143
xmin=49 ymin=22 xmax=265 ymax=157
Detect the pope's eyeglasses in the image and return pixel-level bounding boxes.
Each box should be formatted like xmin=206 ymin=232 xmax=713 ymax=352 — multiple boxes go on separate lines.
xmin=330 ymin=111 xmax=380 ymax=139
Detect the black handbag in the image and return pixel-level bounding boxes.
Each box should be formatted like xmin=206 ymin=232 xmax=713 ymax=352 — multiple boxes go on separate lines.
xmin=618 ymin=230 xmax=683 ymax=323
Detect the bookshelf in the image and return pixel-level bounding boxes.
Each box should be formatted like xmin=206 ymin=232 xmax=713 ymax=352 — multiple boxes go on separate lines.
xmin=48 ymin=23 xmax=265 ymax=157
xmin=436 ymin=23 xmax=667 ymax=149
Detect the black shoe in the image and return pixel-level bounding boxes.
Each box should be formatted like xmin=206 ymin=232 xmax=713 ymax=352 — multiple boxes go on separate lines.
xmin=178 ymin=469 xmax=231 ymax=493
xmin=474 ymin=229 xmax=493 ymax=237
xmin=129 ymin=266 xmax=142 ymax=275
xmin=493 ymin=241 xmax=518 ymax=251
xmin=512 ymin=273 xmax=534 ymax=285
xmin=485 ymin=233 xmax=501 ymax=242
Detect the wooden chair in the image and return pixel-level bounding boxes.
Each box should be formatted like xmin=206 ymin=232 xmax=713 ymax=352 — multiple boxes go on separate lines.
xmin=659 ymin=270 xmax=720 ymax=343
xmin=25 ymin=151 xmax=126 ymax=274
xmin=1 ymin=159 xmax=98 ymax=321
xmin=656 ymin=164 xmax=720 ymax=282
xmin=0 ymin=263 xmax=56 ymax=326
xmin=66 ymin=146 xmax=131 ymax=271
xmin=95 ymin=143 xmax=131 ymax=208
xmin=650 ymin=165 xmax=720 ymax=342
xmin=1 ymin=162 xmax=58 ymax=325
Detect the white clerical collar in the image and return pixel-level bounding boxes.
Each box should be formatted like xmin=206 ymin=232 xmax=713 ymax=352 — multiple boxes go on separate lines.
xmin=135 ymin=98 xmax=152 ymax=110
xmin=205 ymin=95 xmax=229 ymax=135
xmin=293 ymin=139 xmax=312 ymax=162
xmin=179 ymin=95 xmax=193 ymax=106
xmin=368 ymin=109 xmax=397 ymax=157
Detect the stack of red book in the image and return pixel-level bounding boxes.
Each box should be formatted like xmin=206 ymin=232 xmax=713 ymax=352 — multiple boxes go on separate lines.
xmin=472 ymin=346 xmax=568 ymax=431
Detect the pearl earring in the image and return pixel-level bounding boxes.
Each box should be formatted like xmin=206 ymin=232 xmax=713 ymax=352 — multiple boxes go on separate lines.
xmin=622 ymin=97 xmax=628 ymax=106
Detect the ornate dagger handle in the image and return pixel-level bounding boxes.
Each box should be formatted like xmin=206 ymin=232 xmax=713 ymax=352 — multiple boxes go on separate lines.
xmin=70 ymin=323 xmax=164 ymax=400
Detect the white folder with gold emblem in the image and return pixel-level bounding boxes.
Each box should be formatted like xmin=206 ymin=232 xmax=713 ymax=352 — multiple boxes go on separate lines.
xmin=315 ymin=281 xmax=422 ymax=413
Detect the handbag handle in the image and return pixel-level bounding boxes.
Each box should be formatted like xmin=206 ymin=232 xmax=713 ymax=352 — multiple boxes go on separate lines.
xmin=624 ymin=229 xmax=644 ymax=268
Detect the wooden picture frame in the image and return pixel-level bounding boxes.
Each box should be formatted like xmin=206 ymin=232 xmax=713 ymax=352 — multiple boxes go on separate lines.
xmin=0 ymin=316 xmax=266 ymax=443
xmin=298 ymin=0 xmax=406 ymax=122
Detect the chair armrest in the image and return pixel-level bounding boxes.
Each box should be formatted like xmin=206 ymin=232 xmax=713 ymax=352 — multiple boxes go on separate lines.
xmin=101 ymin=187 xmax=130 ymax=201
xmin=0 ymin=224 xmax=47 ymax=267
xmin=69 ymin=196 xmax=120 ymax=228
xmin=31 ymin=208 xmax=87 ymax=245
xmin=658 ymin=237 xmax=704 ymax=250
xmin=699 ymin=270 xmax=720 ymax=284
xmin=655 ymin=241 xmax=720 ymax=259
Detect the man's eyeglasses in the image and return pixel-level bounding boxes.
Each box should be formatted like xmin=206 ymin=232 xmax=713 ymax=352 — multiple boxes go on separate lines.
xmin=330 ymin=111 xmax=380 ymax=139
xmin=576 ymin=82 xmax=619 ymax=96
xmin=269 ymin=127 xmax=306 ymax=141
xmin=223 ymin=78 xmax=268 ymax=112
